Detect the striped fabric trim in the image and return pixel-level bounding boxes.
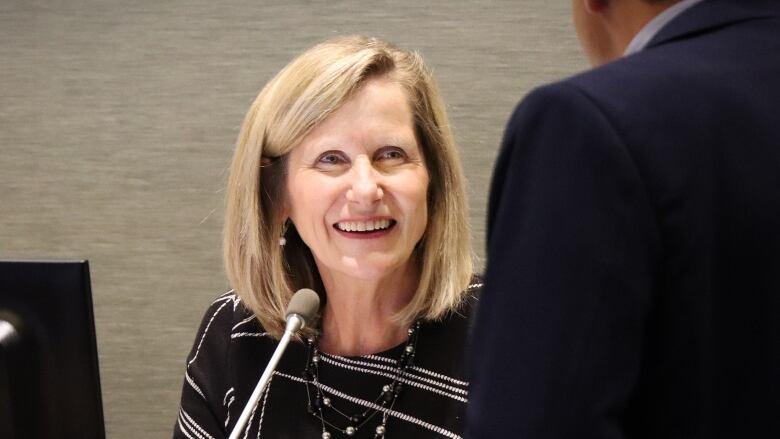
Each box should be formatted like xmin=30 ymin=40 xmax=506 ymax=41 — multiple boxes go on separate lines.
xmin=467 ymin=282 xmax=483 ymax=290
xmin=275 ymin=372 xmax=463 ymax=439
xmin=224 ymin=395 xmax=235 ymax=430
xmin=230 ymin=332 xmax=269 ymax=339
xmin=225 ymin=333 xmax=469 ymax=390
xmin=231 ymin=295 xmax=243 ymax=311
xmin=232 ymin=315 xmax=256 ymax=331
xmin=241 ymin=386 xmax=261 ymax=439
xmin=188 ymin=299 xmax=232 ymax=366
xmin=361 ymin=354 xmax=469 ymax=387
xmin=319 ymin=354 xmax=468 ymax=402
xmin=177 ymin=418 xmax=196 ymax=439
xmin=223 ymin=388 xmax=235 ymax=430
xmin=411 ymin=366 xmax=469 ymax=387
xmin=185 ymin=371 xmax=206 ymax=400
xmin=179 ymin=408 xmax=216 ymax=439
xmin=217 ymin=289 xmax=236 ymax=298
xmin=256 ymin=375 xmax=274 ymax=437
xmin=223 ymin=387 xmax=235 ymax=406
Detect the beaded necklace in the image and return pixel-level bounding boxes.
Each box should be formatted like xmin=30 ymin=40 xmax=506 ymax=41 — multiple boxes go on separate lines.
xmin=303 ymin=320 xmax=421 ymax=438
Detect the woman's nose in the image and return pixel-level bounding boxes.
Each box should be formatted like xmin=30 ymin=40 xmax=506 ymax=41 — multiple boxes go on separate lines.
xmin=346 ymin=157 xmax=383 ymax=204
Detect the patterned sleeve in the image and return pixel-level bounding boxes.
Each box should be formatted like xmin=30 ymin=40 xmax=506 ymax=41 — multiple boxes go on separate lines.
xmin=174 ymin=292 xmax=238 ymax=439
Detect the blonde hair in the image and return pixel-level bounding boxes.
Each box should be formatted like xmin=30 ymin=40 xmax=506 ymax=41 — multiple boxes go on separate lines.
xmin=224 ymin=36 xmax=473 ymax=338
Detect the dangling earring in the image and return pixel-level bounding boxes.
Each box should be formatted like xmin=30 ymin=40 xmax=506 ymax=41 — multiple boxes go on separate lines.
xmin=279 ymin=220 xmax=289 ymax=246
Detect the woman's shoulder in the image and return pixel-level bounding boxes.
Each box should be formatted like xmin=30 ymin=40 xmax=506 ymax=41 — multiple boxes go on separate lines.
xmin=195 ymin=290 xmax=253 ymax=332
xmin=186 ymin=291 xmax=263 ymax=360
xmin=200 ymin=289 xmax=274 ymax=335
xmin=465 ymin=273 xmax=484 ymax=299
xmin=410 ymin=274 xmax=483 ymax=384
xmin=423 ymin=273 xmax=483 ymax=332
xmin=178 ymin=291 xmax=272 ymax=438
xmin=452 ymin=273 xmax=484 ymax=317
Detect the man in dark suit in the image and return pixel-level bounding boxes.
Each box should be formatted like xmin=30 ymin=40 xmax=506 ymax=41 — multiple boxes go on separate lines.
xmin=466 ymin=0 xmax=780 ymax=437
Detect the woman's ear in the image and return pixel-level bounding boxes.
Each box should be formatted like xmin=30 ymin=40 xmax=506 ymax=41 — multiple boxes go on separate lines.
xmin=279 ymin=199 xmax=290 ymax=221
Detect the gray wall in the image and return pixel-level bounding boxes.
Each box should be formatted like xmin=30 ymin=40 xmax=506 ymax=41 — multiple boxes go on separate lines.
xmin=0 ymin=1 xmax=586 ymax=437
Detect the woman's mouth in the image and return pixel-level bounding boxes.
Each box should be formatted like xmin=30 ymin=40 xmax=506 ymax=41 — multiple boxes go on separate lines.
xmin=333 ymin=219 xmax=396 ymax=237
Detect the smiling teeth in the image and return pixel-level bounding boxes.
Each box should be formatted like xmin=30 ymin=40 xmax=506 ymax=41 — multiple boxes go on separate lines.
xmin=337 ymin=219 xmax=392 ymax=232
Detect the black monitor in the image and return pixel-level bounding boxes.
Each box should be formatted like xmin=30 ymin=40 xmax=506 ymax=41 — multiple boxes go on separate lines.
xmin=0 ymin=260 xmax=105 ymax=439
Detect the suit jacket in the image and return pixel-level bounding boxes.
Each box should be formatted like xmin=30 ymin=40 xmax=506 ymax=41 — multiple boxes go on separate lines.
xmin=467 ymin=1 xmax=780 ymax=438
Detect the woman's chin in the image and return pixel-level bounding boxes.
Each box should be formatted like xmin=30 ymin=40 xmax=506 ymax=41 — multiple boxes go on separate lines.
xmin=334 ymin=256 xmax=413 ymax=282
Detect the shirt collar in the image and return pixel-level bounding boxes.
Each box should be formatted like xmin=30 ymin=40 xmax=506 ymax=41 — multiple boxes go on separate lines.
xmin=624 ymin=0 xmax=706 ymax=56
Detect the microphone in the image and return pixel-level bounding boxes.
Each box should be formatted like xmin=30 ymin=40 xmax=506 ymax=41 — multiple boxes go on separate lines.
xmin=283 ymin=288 xmax=321 ymax=333
xmin=228 ymin=288 xmax=320 ymax=439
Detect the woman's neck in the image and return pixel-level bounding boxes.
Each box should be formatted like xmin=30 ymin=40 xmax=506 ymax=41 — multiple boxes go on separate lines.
xmin=316 ymin=265 xmax=418 ymax=356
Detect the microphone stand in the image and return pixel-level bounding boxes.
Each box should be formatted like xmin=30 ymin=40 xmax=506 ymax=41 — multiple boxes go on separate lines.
xmin=228 ymin=314 xmax=304 ymax=439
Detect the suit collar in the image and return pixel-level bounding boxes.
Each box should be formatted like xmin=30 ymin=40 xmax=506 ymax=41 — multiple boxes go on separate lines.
xmin=625 ymin=0 xmax=705 ymax=55
xmin=647 ymin=0 xmax=780 ymax=49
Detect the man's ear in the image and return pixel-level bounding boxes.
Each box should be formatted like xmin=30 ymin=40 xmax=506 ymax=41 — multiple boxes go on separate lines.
xmin=584 ymin=0 xmax=609 ymax=14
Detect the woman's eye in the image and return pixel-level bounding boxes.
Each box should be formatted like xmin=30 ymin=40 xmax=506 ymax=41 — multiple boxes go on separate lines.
xmin=377 ymin=147 xmax=407 ymax=161
xmin=317 ymin=152 xmax=345 ymax=165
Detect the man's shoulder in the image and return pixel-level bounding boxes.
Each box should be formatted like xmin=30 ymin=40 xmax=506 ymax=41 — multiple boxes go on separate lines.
xmin=556 ymin=52 xmax=679 ymax=105
xmin=507 ymin=49 xmax=698 ymax=134
xmin=553 ymin=8 xmax=780 ymax=110
xmin=508 ymin=55 xmax=659 ymax=116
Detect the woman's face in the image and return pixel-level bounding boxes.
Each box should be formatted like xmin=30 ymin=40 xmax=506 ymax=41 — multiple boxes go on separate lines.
xmin=285 ymin=77 xmax=429 ymax=283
